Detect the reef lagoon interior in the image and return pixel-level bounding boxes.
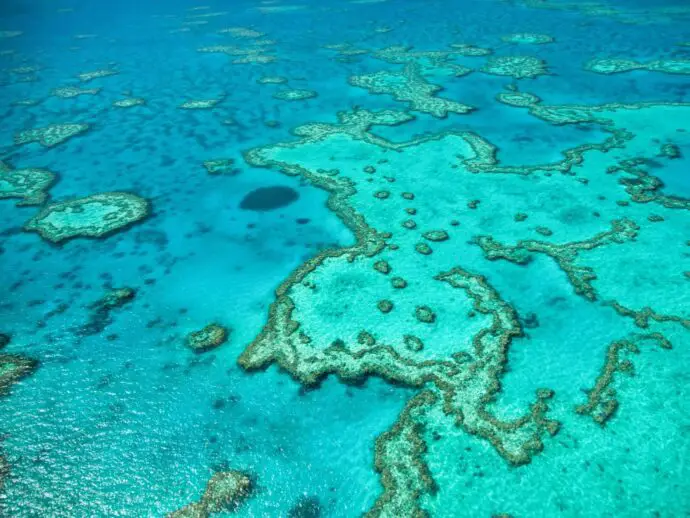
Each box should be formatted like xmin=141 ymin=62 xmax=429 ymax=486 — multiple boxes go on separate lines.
xmin=1 ymin=0 xmax=689 ymax=516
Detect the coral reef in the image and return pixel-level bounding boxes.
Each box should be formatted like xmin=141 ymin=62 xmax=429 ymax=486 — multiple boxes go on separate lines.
xmin=14 ymin=123 xmax=90 ymax=148
xmin=349 ymin=64 xmax=474 ymax=117
xmin=422 ymin=230 xmax=449 ymax=242
xmin=10 ymin=99 xmax=42 ymax=107
xmin=80 ymin=288 xmax=137 ymax=336
xmin=203 ymin=159 xmax=237 ymax=175
xmin=659 ymin=143 xmax=681 ymax=159
xmin=496 ymin=86 xmax=541 ymax=107
xmin=474 ymin=219 xmax=640 ymax=301
xmin=501 ymin=33 xmax=554 ymax=44
xmin=369 ymin=44 xmax=489 ymax=76
xmin=377 ymin=300 xmax=394 ymax=313
xmin=448 ymin=43 xmax=492 ymax=56
xmin=585 ymin=58 xmax=690 ymax=75
xmin=373 ymin=260 xmax=392 ymax=274
xmin=0 ymin=353 xmax=38 ymax=396
xmin=366 ymin=391 xmax=437 ymax=517
xmin=179 ymin=99 xmax=222 ymax=109
xmin=218 ymin=27 xmax=265 ymax=38
xmin=197 ymin=45 xmax=276 ymax=64
xmin=257 ymin=75 xmax=288 ymax=84
xmin=481 ymin=56 xmax=549 ymax=79
xmin=113 ymin=97 xmax=146 ymax=108
xmin=575 ymin=334 xmax=671 ymax=425
xmin=500 ymin=0 xmax=690 ymax=24
xmin=77 ymin=69 xmax=119 ymax=82
xmin=0 ymin=161 xmax=56 ymax=206
xmin=605 ymin=302 xmax=690 ymax=332
xmin=236 ymin=108 xmax=565 ymax=484
xmin=605 ymin=158 xmax=690 ymax=210
xmin=230 ymin=98 xmax=690 ymax=512
xmin=0 ymin=455 xmax=8 ymax=493
xmin=24 ymin=192 xmax=150 ymax=243
xmin=272 ymin=89 xmax=317 ymax=101
xmin=186 ymin=324 xmax=229 ymax=353
xmin=168 ymin=470 xmax=252 ymax=517
xmin=414 ymin=305 xmax=436 ymax=323
xmin=0 ymin=334 xmax=37 ymax=496
xmin=51 ymin=86 xmax=101 ymax=98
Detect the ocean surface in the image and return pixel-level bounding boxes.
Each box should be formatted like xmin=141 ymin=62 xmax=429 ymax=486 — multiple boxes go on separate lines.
xmin=0 ymin=0 xmax=689 ymax=516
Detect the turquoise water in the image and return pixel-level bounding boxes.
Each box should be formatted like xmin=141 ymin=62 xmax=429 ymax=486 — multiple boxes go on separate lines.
xmin=1 ymin=0 xmax=689 ymax=516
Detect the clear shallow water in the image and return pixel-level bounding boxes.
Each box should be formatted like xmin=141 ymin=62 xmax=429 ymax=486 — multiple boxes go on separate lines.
xmin=0 ymin=0 xmax=689 ymax=517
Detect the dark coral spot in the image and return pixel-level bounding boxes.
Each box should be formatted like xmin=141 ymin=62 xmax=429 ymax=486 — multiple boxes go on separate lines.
xmin=288 ymin=496 xmax=321 ymax=518
xmin=239 ymin=186 xmax=299 ymax=211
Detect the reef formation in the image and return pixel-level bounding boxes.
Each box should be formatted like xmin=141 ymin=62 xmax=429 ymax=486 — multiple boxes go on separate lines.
xmin=0 ymin=335 xmax=38 ymax=495
xmin=186 ymin=324 xmax=230 ymax=353
xmin=24 ymin=192 xmax=150 ymax=243
xmin=236 ymin=96 xmax=690 ymax=514
xmin=585 ymin=58 xmax=690 ymax=75
xmin=349 ymin=64 xmax=474 ymax=117
xmin=14 ymin=123 xmax=90 ymax=148
xmin=0 ymin=161 xmax=56 ymax=206
xmin=2 ymin=5 xmax=690 ymax=516
xmin=168 ymin=470 xmax=252 ymax=517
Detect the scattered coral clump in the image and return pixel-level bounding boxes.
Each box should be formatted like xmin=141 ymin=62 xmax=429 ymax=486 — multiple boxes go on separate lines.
xmin=203 ymin=159 xmax=237 ymax=175
xmin=186 ymin=324 xmax=230 ymax=353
